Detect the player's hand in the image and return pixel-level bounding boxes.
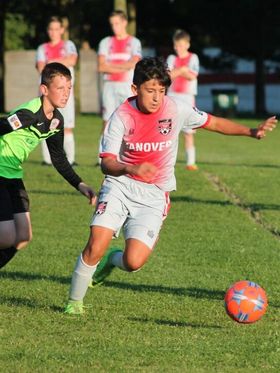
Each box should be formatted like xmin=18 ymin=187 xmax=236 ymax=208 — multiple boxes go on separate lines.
xmin=130 ymin=162 xmax=158 ymax=182
xmin=78 ymin=182 xmax=97 ymax=205
xmin=180 ymin=66 xmax=189 ymax=74
xmin=252 ymin=116 xmax=277 ymax=139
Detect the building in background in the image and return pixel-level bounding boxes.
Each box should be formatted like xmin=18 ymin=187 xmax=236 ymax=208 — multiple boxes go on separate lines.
xmin=197 ymin=48 xmax=280 ymax=115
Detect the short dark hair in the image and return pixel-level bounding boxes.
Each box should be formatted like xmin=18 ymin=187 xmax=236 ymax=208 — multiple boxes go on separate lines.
xmin=133 ymin=57 xmax=171 ymax=89
xmin=41 ymin=62 xmax=71 ymax=86
xmin=173 ymin=29 xmax=191 ymax=43
xmin=109 ymin=10 xmax=128 ymax=21
xmin=47 ymin=15 xmax=63 ymax=27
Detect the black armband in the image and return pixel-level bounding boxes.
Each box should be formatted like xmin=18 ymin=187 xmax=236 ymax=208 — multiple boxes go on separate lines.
xmin=0 ymin=118 xmax=14 ymax=135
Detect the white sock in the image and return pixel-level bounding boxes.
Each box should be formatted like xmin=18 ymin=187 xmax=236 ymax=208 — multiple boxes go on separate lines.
xmin=41 ymin=140 xmax=52 ymax=164
xmin=64 ymin=132 xmax=75 ymax=164
xmin=69 ymin=254 xmax=97 ymax=301
xmin=186 ymin=147 xmax=196 ymax=166
xmin=110 ymin=251 xmax=127 ymax=271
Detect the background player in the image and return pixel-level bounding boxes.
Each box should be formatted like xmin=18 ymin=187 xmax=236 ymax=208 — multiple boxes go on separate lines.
xmin=64 ymin=57 xmax=277 ymax=315
xmin=36 ymin=15 xmax=78 ymax=166
xmin=97 ymin=9 xmax=142 ymax=163
xmin=167 ymin=29 xmax=200 ymax=170
xmin=0 ymin=62 xmax=95 ymax=270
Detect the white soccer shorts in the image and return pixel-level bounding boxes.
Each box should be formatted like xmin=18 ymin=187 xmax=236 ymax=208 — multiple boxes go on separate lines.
xmin=90 ymin=176 xmax=170 ymax=249
xmin=102 ymin=81 xmax=132 ymax=121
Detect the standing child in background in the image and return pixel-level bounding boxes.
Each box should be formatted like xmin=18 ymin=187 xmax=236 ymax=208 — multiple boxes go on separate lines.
xmin=97 ymin=9 xmax=142 ymax=163
xmin=167 ymin=29 xmax=200 ymax=170
xmin=36 ymin=16 xmax=78 ymax=166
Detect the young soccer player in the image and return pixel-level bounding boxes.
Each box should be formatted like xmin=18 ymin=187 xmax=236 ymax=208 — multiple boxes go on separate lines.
xmin=97 ymin=9 xmax=142 ymax=163
xmin=36 ymin=16 xmax=78 ymax=166
xmin=64 ymin=57 xmax=277 ymax=315
xmin=0 ymin=62 xmax=96 ymax=270
xmin=167 ymin=29 xmax=200 ymax=170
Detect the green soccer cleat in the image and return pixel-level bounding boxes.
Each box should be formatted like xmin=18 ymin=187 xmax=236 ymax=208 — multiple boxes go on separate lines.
xmin=64 ymin=300 xmax=85 ymax=315
xmin=89 ymin=247 xmax=122 ymax=288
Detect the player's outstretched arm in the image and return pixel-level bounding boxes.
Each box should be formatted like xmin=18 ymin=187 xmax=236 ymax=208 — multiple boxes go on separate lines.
xmin=250 ymin=116 xmax=277 ymax=139
xmin=78 ymin=182 xmax=97 ymax=206
xmin=204 ymin=115 xmax=277 ymax=139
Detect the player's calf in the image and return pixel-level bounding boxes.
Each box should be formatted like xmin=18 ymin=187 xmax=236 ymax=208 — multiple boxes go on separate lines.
xmin=123 ymin=240 xmax=152 ymax=272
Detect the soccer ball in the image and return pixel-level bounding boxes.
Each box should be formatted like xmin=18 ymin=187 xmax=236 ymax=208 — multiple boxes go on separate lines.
xmin=224 ymin=280 xmax=268 ymax=323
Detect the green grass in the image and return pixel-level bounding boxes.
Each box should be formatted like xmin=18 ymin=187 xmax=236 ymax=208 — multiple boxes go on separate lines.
xmin=1 ymin=115 xmax=280 ymax=372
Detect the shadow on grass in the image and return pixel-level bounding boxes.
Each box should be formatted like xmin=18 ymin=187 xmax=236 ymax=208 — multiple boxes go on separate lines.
xmin=0 ymin=271 xmax=280 ymax=310
xmin=2 ymin=272 xmax=279 ymax=309
xmin=105 ymin=281 xmax=280 ymax=309
xmin=0 ymin=271 xmax=224 ymax=301
xmin=1 ymin=295 xmax=40 ymax=308
xmin=0 ymin=270 xmax=70 ymax=284
xmin=104 ymin=280 xmax=225 ymax=300
xmin=128 ymin=316 xmax=223 ymax=329
xmin=1 ymin=271 xmax=224 ymax=301
xmin=0 ymin=295 xmax=63 ymax=312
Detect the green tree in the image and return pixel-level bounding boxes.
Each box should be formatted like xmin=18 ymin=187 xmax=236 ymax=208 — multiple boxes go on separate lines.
xmin=4 ymin=13 xmax=35 ymax=50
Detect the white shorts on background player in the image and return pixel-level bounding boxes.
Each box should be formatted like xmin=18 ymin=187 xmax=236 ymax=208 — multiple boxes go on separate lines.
xmin=167 ymin=92 xmax=196 ymax=134
xmin=91 ymin=175 xmax=170 ymax=249
xmin=102 ymin=81 xmax=132 ymax=121
xmin=59 ymin=86 xmax=75 ymax=128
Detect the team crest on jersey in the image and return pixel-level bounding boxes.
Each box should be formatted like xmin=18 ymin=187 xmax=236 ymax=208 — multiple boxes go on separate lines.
xmin=158 ymin=118 xmax=172 ymax=135
xmin=7 ymin=114 xmax=23 ymax=130
xmin=50 ymin=118 xmax=60 ymax=130
xmin=95 ymin=201 xmax=108 ymax=215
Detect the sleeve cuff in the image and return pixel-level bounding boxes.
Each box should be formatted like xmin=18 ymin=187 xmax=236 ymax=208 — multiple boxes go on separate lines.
xmin=200 ymin=114 xmax=212 ymax=128
xmin=99 ymin=152 xmax=118 ymax=159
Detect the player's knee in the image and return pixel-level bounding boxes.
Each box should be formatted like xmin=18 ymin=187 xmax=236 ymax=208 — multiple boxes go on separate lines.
xmin=64 ymin=128 xmax=72 ymax=135
xmin=123 ymin=257 xmax=144 ymax=272
xmin=16 ymin=231 xmax=32 ymax=250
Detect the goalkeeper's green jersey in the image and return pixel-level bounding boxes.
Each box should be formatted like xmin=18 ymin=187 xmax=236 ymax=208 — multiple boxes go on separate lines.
xmin=0 ymin=97 xmax=82 ymax=189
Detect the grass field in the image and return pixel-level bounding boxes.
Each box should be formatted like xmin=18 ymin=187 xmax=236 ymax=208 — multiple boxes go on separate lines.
xmin=1 ymin=114 xmax=280 ymax=372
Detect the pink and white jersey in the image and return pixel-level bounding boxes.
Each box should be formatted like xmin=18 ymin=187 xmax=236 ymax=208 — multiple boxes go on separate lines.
xmin=98 ymin=35 xmax=142 ymax=82
xmin=100 ymin=96 xmax=210 ymax=191
xmin=167 ymin=53 xmax=199 ymax=96
xmin=36 ymin=40 xmax=78 ymax=77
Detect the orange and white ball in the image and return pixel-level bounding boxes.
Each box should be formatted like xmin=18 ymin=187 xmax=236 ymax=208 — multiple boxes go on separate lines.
xmin=224 ymin=280 xmax=268 ymax=323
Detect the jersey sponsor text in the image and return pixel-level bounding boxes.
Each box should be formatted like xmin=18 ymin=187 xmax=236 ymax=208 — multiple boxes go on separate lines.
xmin=126 ymin=140 xmax=172 ymax=152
